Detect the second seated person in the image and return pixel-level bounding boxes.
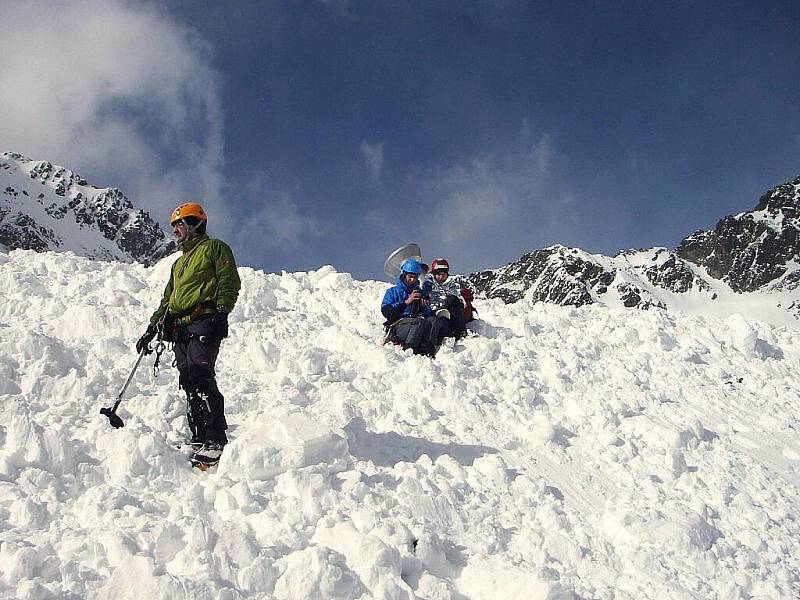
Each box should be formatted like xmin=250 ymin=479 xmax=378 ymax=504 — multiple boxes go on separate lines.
xmin=381 ymin=258 xmax=448 ymax=357
xmin=421 ymin=257 xmax=468 ymax=340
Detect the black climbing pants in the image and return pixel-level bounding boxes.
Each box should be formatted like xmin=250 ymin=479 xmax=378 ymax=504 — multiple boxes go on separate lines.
xmin=173 ymin=315 xmax=228 ymax=445
xmin=388 ymin=316 xmax=449 ymax=357
xmin=443 ymin=295 xmax=467 ymax=338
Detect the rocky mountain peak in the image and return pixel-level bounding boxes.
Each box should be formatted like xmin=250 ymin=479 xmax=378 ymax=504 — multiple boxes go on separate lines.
xmin=676 ymin=177 xmax=800 ymax=292
xmin=466 ymin=173 xmax=800 ymax=318
xmin=754 ymin=175 xmax=800 ymax=214
xmin=0 ymin=152 xmax=174 ymax=265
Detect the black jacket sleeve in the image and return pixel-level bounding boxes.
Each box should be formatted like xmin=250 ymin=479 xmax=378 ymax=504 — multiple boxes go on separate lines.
xmin=382 ymin=303 xmax=404 ymax=323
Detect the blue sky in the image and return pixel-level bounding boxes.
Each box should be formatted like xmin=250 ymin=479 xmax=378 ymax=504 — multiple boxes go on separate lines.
xmin=2 ymin=1 xmax=799 ymax=279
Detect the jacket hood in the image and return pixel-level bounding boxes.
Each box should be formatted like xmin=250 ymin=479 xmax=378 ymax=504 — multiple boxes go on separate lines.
xmin=178 ymin=233 xmax=210 ymax=252
xmin=396 ymin=272 xmax=420 ymax=292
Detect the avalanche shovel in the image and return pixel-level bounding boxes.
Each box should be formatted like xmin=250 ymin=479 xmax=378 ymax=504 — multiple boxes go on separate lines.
xmin=100 ymin=350 xmax=146 ymax=428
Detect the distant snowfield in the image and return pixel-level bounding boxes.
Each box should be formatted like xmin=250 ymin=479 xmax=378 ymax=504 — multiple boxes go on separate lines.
xmin=0 ymin=249 xmax=798 ymax=599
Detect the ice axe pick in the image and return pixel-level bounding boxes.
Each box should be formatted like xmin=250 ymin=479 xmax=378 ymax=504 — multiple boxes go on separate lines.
xmin=100 ymin=349 xmax=147 ymax=428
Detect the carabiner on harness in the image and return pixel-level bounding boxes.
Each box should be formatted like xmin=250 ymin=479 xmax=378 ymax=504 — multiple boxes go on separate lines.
xmin=153 ymin=315 xmax=169 ymax=378
xmin=153 ymin=340 xmax=167 ymax=378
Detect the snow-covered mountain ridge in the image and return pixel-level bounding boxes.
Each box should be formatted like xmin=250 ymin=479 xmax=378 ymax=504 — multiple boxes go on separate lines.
xmin=4 ymin=150 xmax=799 ymax=324
xmin=467 ymin=176 xmax=800 ymax=319
xmin=0 ymin=248 xmax=798 ymax=598
xmin=0 ymin=152 xmax=173 ymax=265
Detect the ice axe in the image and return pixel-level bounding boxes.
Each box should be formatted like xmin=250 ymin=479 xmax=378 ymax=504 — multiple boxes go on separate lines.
xmin=100 ymin=350 xmax=147 ymax=428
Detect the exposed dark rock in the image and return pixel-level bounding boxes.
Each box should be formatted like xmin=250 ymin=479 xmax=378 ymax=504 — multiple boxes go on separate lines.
xmin=641 ymin=250 xmax=709 ymax=294
xmin=466 ymin=174 xmax=800 ymax=312
xmin=0 ymin=213 xmax=60 ymax=252
xmin=468 ymin=246 xmax=615 ymax=306
xmin=676 ymin=177 xmax=800 ymax=292
xmin=616 ymin=282 xmax=666 ymax=310
xmin=0 ymin=152 xmax=173 ymax=265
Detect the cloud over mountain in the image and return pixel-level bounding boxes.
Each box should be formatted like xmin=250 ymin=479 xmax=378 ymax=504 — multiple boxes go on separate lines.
xmin=0 ymin=0 xmax=224 ymax=229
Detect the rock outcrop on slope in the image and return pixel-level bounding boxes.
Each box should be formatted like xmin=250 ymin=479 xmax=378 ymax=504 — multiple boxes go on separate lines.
xmin=0 ymin=152 xmax=173 ymax=265
xmin=467 ymin=176 xmax=800 ymax=315
xmin=676 ymin=176 xmax=800 ymax=292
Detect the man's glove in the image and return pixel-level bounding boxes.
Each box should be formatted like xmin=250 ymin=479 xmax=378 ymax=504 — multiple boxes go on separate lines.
xmin=136 ymin=323 xmax=158 ymax=355
xmin=210 ymin=312 xmax=229 ymax=340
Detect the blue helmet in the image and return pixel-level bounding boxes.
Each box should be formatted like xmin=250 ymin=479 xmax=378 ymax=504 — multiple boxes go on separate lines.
xmin=400 ymin=258 xmax=422 ymax=275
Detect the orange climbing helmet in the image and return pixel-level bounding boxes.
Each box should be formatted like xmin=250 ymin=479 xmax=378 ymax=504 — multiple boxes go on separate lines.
xmin=170 ymin=202 xmax=207 ymax=225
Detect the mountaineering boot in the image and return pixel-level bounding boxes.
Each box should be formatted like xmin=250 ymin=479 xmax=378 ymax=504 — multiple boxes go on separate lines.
xmin=173 ymin=439 xmax=204 ymax=452
xmin=180 ymin=440 xmax=205 ymax=452
xmin=191 ymin=441 xmax=224 ymax=470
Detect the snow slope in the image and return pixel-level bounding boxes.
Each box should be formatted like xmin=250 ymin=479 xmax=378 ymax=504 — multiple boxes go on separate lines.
xmin=0 ymin=249 xmax=798 ymax=599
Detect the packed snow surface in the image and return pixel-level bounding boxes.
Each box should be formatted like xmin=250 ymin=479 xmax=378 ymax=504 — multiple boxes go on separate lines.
xmin=0 ymin=249 xmax=799 ymax=599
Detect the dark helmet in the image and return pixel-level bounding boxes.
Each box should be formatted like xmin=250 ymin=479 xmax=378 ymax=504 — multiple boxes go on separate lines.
xmin=431 ymin=258 xmax=449 ymax=273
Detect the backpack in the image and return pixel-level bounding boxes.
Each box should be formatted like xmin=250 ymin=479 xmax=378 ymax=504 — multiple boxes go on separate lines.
xmin=461 ymin=287 xmax=477 ymax=322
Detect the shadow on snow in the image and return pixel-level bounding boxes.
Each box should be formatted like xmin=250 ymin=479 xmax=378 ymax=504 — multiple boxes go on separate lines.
xmin=343 ymin=417 xmax=497 ymax=468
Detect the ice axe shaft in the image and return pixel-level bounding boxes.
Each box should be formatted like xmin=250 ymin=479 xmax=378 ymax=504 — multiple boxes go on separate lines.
xmin=100 ymin=350 xmax=146 ymax=428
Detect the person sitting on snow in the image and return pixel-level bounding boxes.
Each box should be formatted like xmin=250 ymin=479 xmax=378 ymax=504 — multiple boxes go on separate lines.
xmin=421 ymin=258 xmax=468 ymax=339
xmin=381 ymin=258 xmax=449 ymax=357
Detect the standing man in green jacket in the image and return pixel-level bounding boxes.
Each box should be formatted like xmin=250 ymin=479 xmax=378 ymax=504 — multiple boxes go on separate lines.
xmin=136 ymin=202 xmax=241 ymax=467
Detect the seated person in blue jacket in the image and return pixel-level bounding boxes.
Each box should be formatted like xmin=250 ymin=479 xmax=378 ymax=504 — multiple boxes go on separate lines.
xmin=381 ymin=258 xmax=449 ymax=357
xmin=421 ymin=257 xmax=468 ymax=340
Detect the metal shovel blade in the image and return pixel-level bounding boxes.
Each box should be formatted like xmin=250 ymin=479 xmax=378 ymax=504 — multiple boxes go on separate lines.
xmin=100 ymin=407 xmax=125 ymax=428
xmin=384 ymin=243 xmax=422 ymax=280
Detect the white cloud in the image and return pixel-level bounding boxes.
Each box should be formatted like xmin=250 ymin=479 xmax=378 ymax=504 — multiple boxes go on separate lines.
xmin=242 ymin=192 xmax=319 ymax=249
xmin=360 ymin=141 xmax=384 ymax=181
xmin=317 ymin=0 xmax=357 ymax=20
xmin=415 ymin=132 xmax=579 ymax=270
xmin=0 ymin=0 xmax=225 ymax=229
xmin=233 ymin=174 xmax=325 ymax=259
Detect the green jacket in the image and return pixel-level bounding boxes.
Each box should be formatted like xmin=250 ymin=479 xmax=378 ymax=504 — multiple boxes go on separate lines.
xmin=150 ymin=234 xmax=241 ymax=324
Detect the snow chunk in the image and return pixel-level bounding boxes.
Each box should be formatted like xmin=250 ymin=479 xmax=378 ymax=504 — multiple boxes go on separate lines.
xmin=601 ymin=506 xmax=721 ymax=553
xmin=274 ymin=546 xmax=367 ymax=600
xmin=724 ymin=314 xmax=784 ymax=359
xmin=312 ymin=265 xmax=354 ymax=289
xmin=92 ymin=555 xmax=183 ymax=600
xmin=456 ymin=557 xmax=573 ymax=599
xmin=218 ymin=410 xmax=350 ymax=480
xmin=313 ymin=519 xmax=412 ymax=599
xmin=0 ymin=542 xmax=60 ymax=587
